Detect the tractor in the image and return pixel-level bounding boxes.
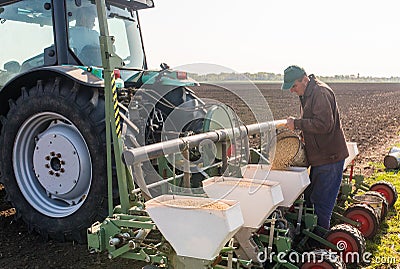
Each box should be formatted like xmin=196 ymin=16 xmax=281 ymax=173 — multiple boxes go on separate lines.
xmin=0 ymin=0 xmax=212 ymax=242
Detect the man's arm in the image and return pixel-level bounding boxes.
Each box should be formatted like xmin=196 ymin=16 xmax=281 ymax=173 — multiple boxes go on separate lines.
xmin=293 ymin=89 xmax=335 ymax=134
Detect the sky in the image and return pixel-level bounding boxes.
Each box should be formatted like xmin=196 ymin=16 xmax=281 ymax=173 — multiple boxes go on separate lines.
xmin=139 ymin=0 xmax=400 ymax=77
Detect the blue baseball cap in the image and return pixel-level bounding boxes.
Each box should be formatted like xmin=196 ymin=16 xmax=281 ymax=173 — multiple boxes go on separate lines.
xmin=281 ymin=65 xmax=306 ymax=90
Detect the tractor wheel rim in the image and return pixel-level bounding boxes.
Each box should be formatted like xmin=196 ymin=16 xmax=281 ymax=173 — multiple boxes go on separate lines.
xmin=13 ymin=112 xmax=92 ymax=217
xmin=374 ymin=188 xmax=392 ymax=205
xmin=351 ymin=213 xmax=371 ymax=235
xmin=326 ymin=232 xmax=360 ymax=263
xmin=330 ymin=237 xmax=354 ymax=253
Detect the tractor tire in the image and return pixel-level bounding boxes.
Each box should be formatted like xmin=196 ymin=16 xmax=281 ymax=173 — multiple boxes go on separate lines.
xmin=369 ymin=181 xmax=398 ymax=207
xmin=0 ymin=77 xmax=107 ymax=243
xmin=364 ymin=191 xmax=389 ymax=221
xmin=324 ymin=223 xmax=365 ymax=265
xmin=343 ymin=203 xmax=379 ymax=239
xmin=299 ymin=249 xmax=346 ymax=269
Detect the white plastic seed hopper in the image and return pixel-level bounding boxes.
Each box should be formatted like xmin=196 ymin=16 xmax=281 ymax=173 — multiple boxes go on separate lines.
xmin=241 ymin=164 xmax=310 ymax=207
xmin=145 ymin=194 xmax=243 ymax=261
xmin=202 ymin=176 xmax=283 ymax=228
xmin=202 ymin=176 xmax=284 ymax=263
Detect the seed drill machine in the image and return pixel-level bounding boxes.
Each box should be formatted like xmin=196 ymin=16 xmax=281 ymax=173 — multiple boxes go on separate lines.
xmin=0 ymin=1 xmax=395 ymax=268
xmin=332 ymin=143 xmax=398 ymax=239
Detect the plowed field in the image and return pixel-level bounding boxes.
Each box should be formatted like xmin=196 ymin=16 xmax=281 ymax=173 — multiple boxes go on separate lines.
xmin=1 ymin=82 xmax=399 ymax=268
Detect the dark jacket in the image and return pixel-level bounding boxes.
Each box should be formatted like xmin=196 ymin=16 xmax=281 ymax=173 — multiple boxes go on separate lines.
xmin=294 ymin=75 xmax=349 ymax=166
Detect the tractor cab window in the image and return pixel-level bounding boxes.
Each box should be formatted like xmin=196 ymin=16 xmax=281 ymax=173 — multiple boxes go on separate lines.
xmin=66 ymin=0 xmax=146 ymax=70
xmin=0 ymin=0 xmax=54 ymax=87
xmin=108 ymin=9 xmax=145 ymax=69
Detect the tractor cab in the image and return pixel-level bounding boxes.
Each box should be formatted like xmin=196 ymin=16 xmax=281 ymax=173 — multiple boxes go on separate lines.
xmin=0 ymin=0 xmax=153 ymax=87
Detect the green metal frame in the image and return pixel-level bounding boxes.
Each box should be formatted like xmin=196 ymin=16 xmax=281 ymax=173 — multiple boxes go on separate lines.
xmin=88 ymin=2 xmax=341 ymax=268
xmin=88 ymin=1 xmax=174 ymax=266
xmin=282 ymin=199 xmax=339 ymax=253
xmin=88 ymin=2 xmax=254 ymax=268
xmin=332 ymin=163 xmax=373 ymax=228
xmin=95 ymin=0 xmax=133 ymax=215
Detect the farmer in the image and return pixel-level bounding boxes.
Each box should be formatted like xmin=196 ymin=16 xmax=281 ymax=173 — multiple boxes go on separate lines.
xmin=69 ymin=6 xmax=100 ymax=65
xmin=281 ymin=65 xmax=349 ymax=230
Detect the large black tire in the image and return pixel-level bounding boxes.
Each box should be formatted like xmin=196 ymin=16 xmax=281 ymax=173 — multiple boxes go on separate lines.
xmin=369 ymin=181 xmax=398 ymax=207
xmin=0 ymin=77 xmax=107 ymax=242
xmin=343 ymin=203 xmax=379 ymax=239
xmin=325 ymin=224 xmax=365 ymax=265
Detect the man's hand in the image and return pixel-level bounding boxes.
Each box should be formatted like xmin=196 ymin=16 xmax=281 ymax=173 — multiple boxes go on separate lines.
xmin=286 ymin=116 xmax=296 ymax=131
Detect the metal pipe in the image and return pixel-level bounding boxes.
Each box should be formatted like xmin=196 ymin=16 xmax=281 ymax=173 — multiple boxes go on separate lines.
xmin=132 ymin=163 xmax=152 ymax=200
xmin=182 ymin=146 xmax=191 ymax=189
xmin=123 ymin=120 xmax=286 ymax=166
xmin=123 ymin=131 xmax=221 ymax=165
xmin=221 ymin=141 xmax=228 ymax=173
xmin=246 ymin=120 xmax=286 ymax=136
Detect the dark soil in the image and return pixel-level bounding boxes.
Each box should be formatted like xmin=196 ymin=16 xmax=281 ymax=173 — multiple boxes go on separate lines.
xmin=1 ymin=82 xmax=399 ymax=268
xmin=194 ymin=82 xmax=400 ymax=174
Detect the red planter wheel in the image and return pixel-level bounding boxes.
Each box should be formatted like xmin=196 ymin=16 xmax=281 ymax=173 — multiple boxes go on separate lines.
xmin=364 ymin=191 xmax=389 ymax=221
xmin=343 ymin=203 xmax=379 ymax=239
xmin=369 ymin=181 xmax=398 ymax=207
xmin=300 ymin=249 xmax=345 ymax=269
xmin=325 ymin=224 xmax=366 ymax=265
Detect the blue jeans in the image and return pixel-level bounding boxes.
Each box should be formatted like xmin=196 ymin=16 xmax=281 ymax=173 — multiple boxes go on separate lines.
xmin=304 ymin=160 xmax=345 ymax=229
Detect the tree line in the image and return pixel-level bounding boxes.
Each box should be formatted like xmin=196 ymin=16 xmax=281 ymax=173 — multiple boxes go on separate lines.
xmin=189 ymin=72 xmax=400 ymax=83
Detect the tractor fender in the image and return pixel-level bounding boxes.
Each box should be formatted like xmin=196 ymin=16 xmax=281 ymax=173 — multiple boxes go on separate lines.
xmin=0 ymin=66 xmax=103 ymax=116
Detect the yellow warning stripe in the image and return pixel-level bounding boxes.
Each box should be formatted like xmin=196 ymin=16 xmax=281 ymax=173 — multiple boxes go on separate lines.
xmin=110 ymin=72 xmax=121 ymax=137
xmin=114 ymin=107 xmax=120 ymax=119
xmin=111 ymin=73 xmax=115 ymax=87
xmin=116 ymin=123 xmax=121 ymax=136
